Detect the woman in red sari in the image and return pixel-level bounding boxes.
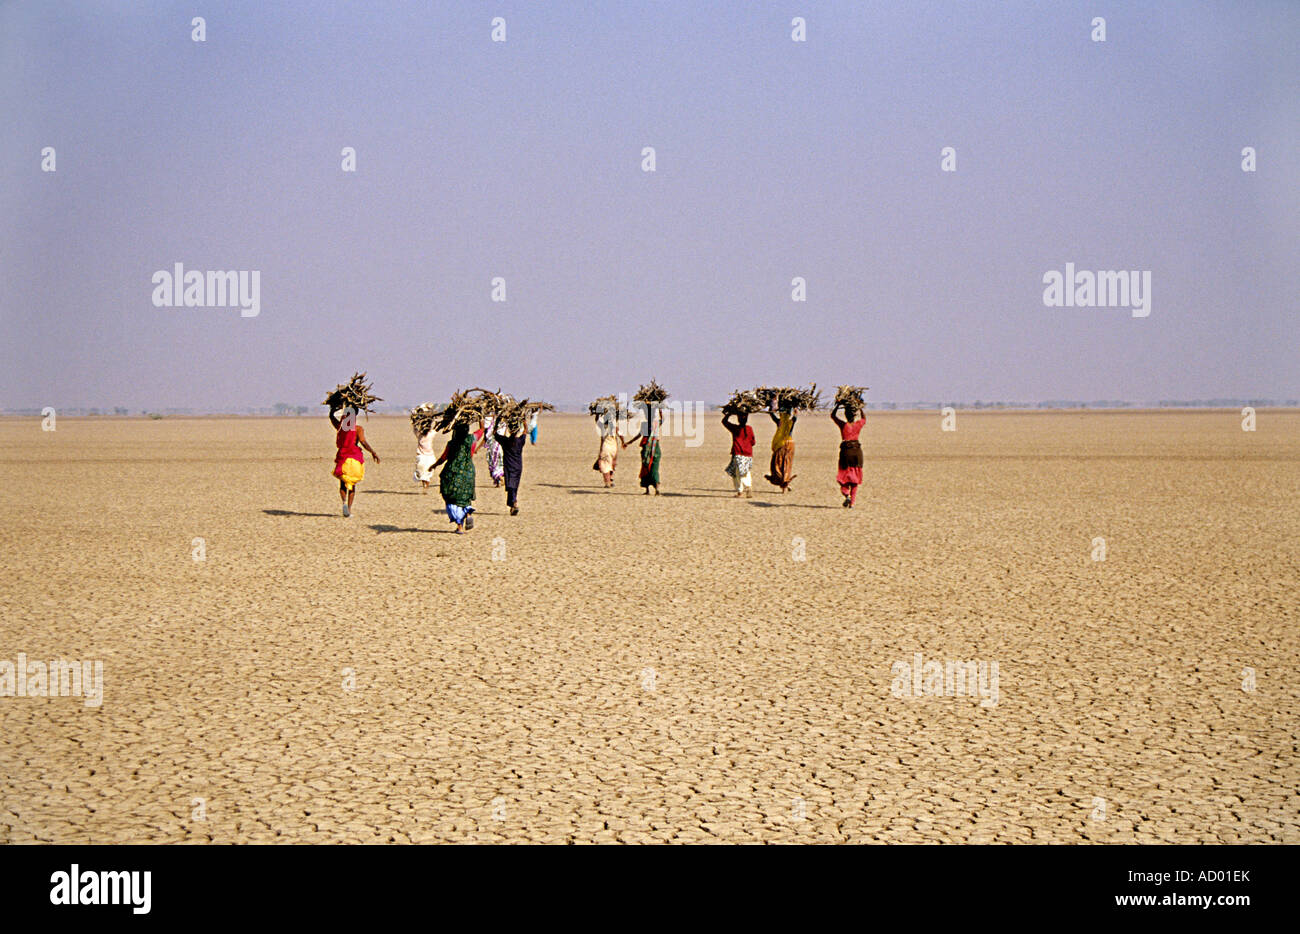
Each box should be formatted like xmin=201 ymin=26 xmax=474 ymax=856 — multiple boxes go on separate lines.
xmin=330 ymin=407 xmax=380 ymax=517
xmin=830 ymin=402 xmax=865 ymax=508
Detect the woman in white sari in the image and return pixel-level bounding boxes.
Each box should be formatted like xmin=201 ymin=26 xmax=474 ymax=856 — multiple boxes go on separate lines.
xmin=592 ymin=404 xmax=633 ymax=488
xmin=413 ymin=427 xmax=438 ymax=492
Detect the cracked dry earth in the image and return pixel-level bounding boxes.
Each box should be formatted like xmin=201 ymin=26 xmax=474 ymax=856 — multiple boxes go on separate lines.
xmin=2 ymin=411 xmax=1297 ymax=844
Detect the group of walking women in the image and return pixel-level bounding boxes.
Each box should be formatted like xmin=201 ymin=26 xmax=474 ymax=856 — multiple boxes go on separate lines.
xmin=330 ymin=396 xmax=866 ymax=530
xmin=719 ymin=399 xmax=865 ymax=506
xmin=593 ymin=404 xmax=662 ymax=494
xmin=594 ymin=397 xmax=867 ymax=507
xmin=334 ymin=407 xmax=537 ymax=534
xmin=419 ymin=413 xmax=537 ymax=532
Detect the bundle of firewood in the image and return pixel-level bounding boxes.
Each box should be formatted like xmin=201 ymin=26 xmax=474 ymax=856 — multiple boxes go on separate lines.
xmin=833 ymin=385 xmax=869 ymax=411
xmin=409 ymin=402 xmax=439 ymax=437
xmin=496 ymin=397 xmax=555 ymax=435
xmin=722 ymin=389 xmax=765 ymax=415
xmin=754 ymin=384 xmax=821 ymax=412
xmin=322 ymin=372 xmax=383 ymax=413
xmin=633 ymin=379 xmax=669 ymax=405
xmin=588 ymin=394 xmax=620 ymax=418
xmin=432 ymin=388 xmax=503 ymax=432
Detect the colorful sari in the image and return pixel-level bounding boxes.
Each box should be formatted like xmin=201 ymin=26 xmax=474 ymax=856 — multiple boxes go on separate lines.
xmin=484 ymin=418 xmax=504 ymax=481
xmin=639 ymin=437 xmax=661 ymax=488
xmin=333 ymin=428 xmax=365 ymax=490
xmin=595 ymin=434 xmax=619 ymax=473
xmin=837 ymin=418 xmax=865 ymax=503
xmin=439 ymin=427 xmax=478 ymax=521
xmin=725 ymin=454 xmax=753 ymax=492
xmin=766 ymin=411 xmax=796 ymax=489
xmin=414 ymin=431 xmax=437 ymax=482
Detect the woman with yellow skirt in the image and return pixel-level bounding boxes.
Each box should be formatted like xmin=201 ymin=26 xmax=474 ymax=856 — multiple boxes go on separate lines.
xmin=765 ymin=404 xmax=797 ymax=493
xmin=330 ymin=406 xmax=380 ymax=517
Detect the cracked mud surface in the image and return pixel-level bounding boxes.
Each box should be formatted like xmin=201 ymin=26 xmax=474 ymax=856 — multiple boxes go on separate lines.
xmin=2 ymin=411 xmax=1296 ymax=843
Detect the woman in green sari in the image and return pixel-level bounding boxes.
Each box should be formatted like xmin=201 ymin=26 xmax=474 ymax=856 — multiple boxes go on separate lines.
xmin=432 ymin=422 xmax=485 ymax=532
xmin=638 ymin=403 xmax=663 ymax=495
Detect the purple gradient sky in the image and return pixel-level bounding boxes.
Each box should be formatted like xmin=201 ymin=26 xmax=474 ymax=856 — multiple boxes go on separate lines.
xmin=2 ymin=1 xmax=1297 ymax=410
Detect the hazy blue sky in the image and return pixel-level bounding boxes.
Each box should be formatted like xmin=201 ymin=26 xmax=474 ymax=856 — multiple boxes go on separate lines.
xmin=2 ymin=1 xmax=1296 ymax=410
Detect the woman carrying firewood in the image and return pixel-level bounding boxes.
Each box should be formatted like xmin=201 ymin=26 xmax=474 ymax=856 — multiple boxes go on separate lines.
xmin=765 ymin=400 xmax=797 ymax=493
xmin=490 ymin=397 xmax=554 ymax=512
xmin=591 ymin=397 xmax=634 ymax=488
xmin=433 ymin=422 xmax=486 ymax=533
xmin=322 ymin=372 xmax=383 ymax=516
xmin=634 ymin=381 xmax=669 ymax=495
xmin=753 ymin=384 xmax=817 ymax=492
xmin=722 ymin=409 xmax=756 ymax=497
xmin=495 ymin=420 xmax=529 ymax=515
xmin=410 ymin=403 xmax=439 ymax=493
xmin=830 ymin=387 xmax=867 ymax=508
xmin=484 ymin=415 xmax=506 ymax=488
xmin=414 ymin=427 xmax=437 ymax=492
xmin=329 ymin=407 xmax=380 ymax=517
xmin=637 ymin=405 xmax=665 ymax=494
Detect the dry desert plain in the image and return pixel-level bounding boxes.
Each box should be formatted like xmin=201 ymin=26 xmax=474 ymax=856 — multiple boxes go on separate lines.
xmin=2 ymin=410 xmax=1297 ymax=844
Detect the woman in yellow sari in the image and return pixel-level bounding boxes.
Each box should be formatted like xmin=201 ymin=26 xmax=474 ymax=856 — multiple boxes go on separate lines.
xmin=764 ymin=402 xmax=797 ymax=493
